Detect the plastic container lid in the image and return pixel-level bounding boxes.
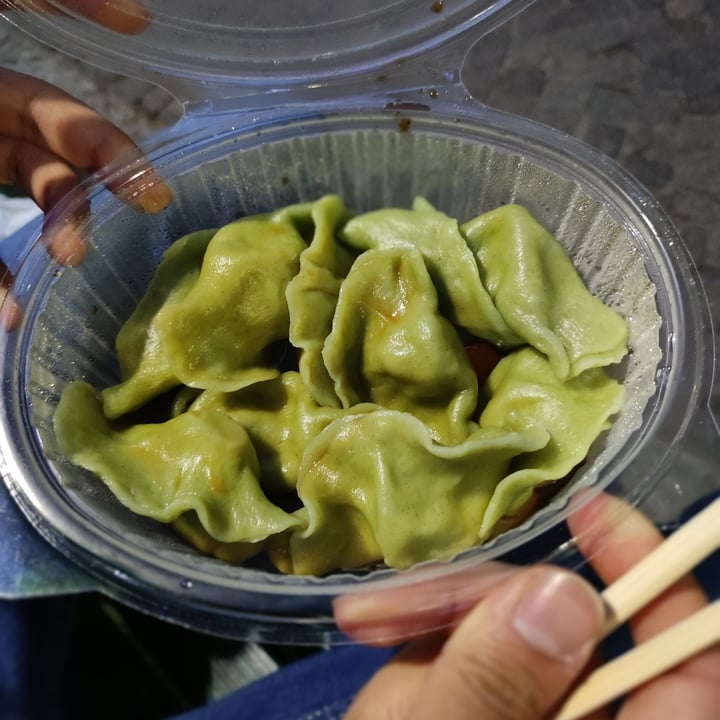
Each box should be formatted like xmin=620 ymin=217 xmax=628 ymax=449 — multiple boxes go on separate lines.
xmin=3 ymin=0 xmax=535 ymax=99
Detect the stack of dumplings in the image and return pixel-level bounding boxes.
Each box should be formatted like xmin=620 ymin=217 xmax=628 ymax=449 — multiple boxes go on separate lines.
xmin=54 ymin=195 xmax=628 ymax=575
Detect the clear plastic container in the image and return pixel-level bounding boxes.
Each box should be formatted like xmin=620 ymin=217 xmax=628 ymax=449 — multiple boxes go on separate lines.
xmin=1 ymin=0 xmax=536 ymax=101
xmin=0 ymin=0 xmax=717 ymax=644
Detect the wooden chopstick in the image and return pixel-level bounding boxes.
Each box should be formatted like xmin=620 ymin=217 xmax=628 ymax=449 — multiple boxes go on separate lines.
xmin=555 ymin=601 xmax=720 ymax=720
xmin=601 ymin=496 xmax=720 ymax=635
xmin=554 ymin=497 xmax=720 ymax=720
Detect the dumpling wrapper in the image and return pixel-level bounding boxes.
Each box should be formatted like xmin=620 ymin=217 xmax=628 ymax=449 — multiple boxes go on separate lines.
xmin=274 ymin=348 xmax=624 ymax=573
xmin=478 ymin=347 xmax=626 ymax=540
xmin=55 ymin=381 xmax=302 ymax=544
xmin=322 ymin=247 xmax=479 ymax=445
xmin=285 ymin=195 xmax=357 ymax=407
xmin=276 ymin=409 xmax=549 ymax=575
xmin=172 ymin=512 xmax=268 ymax=565
xmin=103 ymin=216 xmax=307 ymax=419
xmin=102 ymin=228 xmax=216 ymax=419
xmin=155 ymin=217 xmax=306 ymax=391
xmin=462 ymin=204 xmax=629 ymax=380
xmin=339 ymin=197 xmax=519 ymax=347
xmin=191 ymin=372 xmax=373 ymax=495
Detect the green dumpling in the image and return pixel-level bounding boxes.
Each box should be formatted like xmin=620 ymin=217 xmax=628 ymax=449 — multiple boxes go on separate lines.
xmin=102 ymin=215 xmax=307 ymax=418
xmin=477 ymin=346 xmax=625 ymax=539
xmin=56 ymin=381 xmax=303 ymax=543
xmin=190 ymin=372 xmax=370 ymax=495
xmin=462 ymin=204 xmax=629 ymax=380
xmin=339 ymin=197 xmax=520 ymax=347
xmin=102 ymin=228 xmax=216 ymax=419
xmin=155 ymin=217 xmax=306 ymax=391
xmin=282 ymin=409 xmax=549 ymax=575
xmin=285 ymin=195 xmax=357 ymax=408
xmin=322 ymin=247 xmax=479 ymax=445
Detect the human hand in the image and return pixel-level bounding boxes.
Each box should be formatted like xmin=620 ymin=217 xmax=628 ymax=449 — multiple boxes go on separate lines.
xmin=0 ymin=0 xmax=151 ymax=35
xmin=335 ymin=492 xmax=720 ymax=719
xmin=0 ymin=68 xmax=172 ymax=328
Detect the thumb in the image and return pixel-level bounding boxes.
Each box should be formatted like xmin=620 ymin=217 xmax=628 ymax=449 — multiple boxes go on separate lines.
xmin=410 ymin=567 xmax=606 ymax=720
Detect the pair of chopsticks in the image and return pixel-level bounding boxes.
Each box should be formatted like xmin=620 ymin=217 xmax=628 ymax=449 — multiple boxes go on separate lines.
xmin=555 ymin=497 xmax=720 ymax=720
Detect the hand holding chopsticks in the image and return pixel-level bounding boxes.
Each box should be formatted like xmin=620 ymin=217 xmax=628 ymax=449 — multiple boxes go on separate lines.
xmin=338 ymin=492 xmax=720 ymax=720
xmin=556 ymin=497 xmax=720 ymax=719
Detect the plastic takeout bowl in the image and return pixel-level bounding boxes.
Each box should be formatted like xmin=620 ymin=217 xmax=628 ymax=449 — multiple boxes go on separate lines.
xmin=0 ymin=96 xmax=713 ymax=643
xmin=1 ymin=0 xmax=716 ymax=643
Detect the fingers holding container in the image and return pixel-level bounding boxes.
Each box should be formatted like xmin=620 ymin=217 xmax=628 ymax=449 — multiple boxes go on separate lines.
xmin=0 ymin=67 xmax=172 ymax=328
xmin=0 ymin=0 xmax=151 ymax=35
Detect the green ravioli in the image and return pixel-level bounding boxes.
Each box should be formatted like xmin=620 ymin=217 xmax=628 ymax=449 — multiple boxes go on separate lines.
xmin=56 ymin=381 xmax=302 ymax=543
xmin=282 ymin=409 xmax=549 ymax=575
xmin=285 ymin=194 xmax=357 ymax=407
xmin=462 ymin=204 xmax=629 ymax=380
xmin=340 ymin=197 xmax=520 ymax=347
xmin=322 ymin=246 xmax=479 ymax=445
xmin=478 ymin=347 xmax=625 ymax=539
xmin=103 ymin=216 xmax=307 ymax=420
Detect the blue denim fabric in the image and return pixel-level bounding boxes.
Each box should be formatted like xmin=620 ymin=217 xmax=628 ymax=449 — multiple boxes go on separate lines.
xmin=0 ymin=597 xmax=77 ymax=720
xmin=169 ymin=644 xmax=397 ymax=720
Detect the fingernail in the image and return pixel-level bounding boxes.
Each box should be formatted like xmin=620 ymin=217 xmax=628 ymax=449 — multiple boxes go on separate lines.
xmin=136 ymin=177 xmax=174 ymax=213
xmin=0 ymin=293 xmax=23 ymax=331
xmin=117 ymin=170 xmax=173 ymax=214
xmin=44 ymin=221 xmax=89 ymax=267
xmin=512 ymin=571 xmax=605 ymax=662
xmin=95 ymin=0 xmax=152 ymax=35
xmin=335 ymin=564 xmax=521 ymax=644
